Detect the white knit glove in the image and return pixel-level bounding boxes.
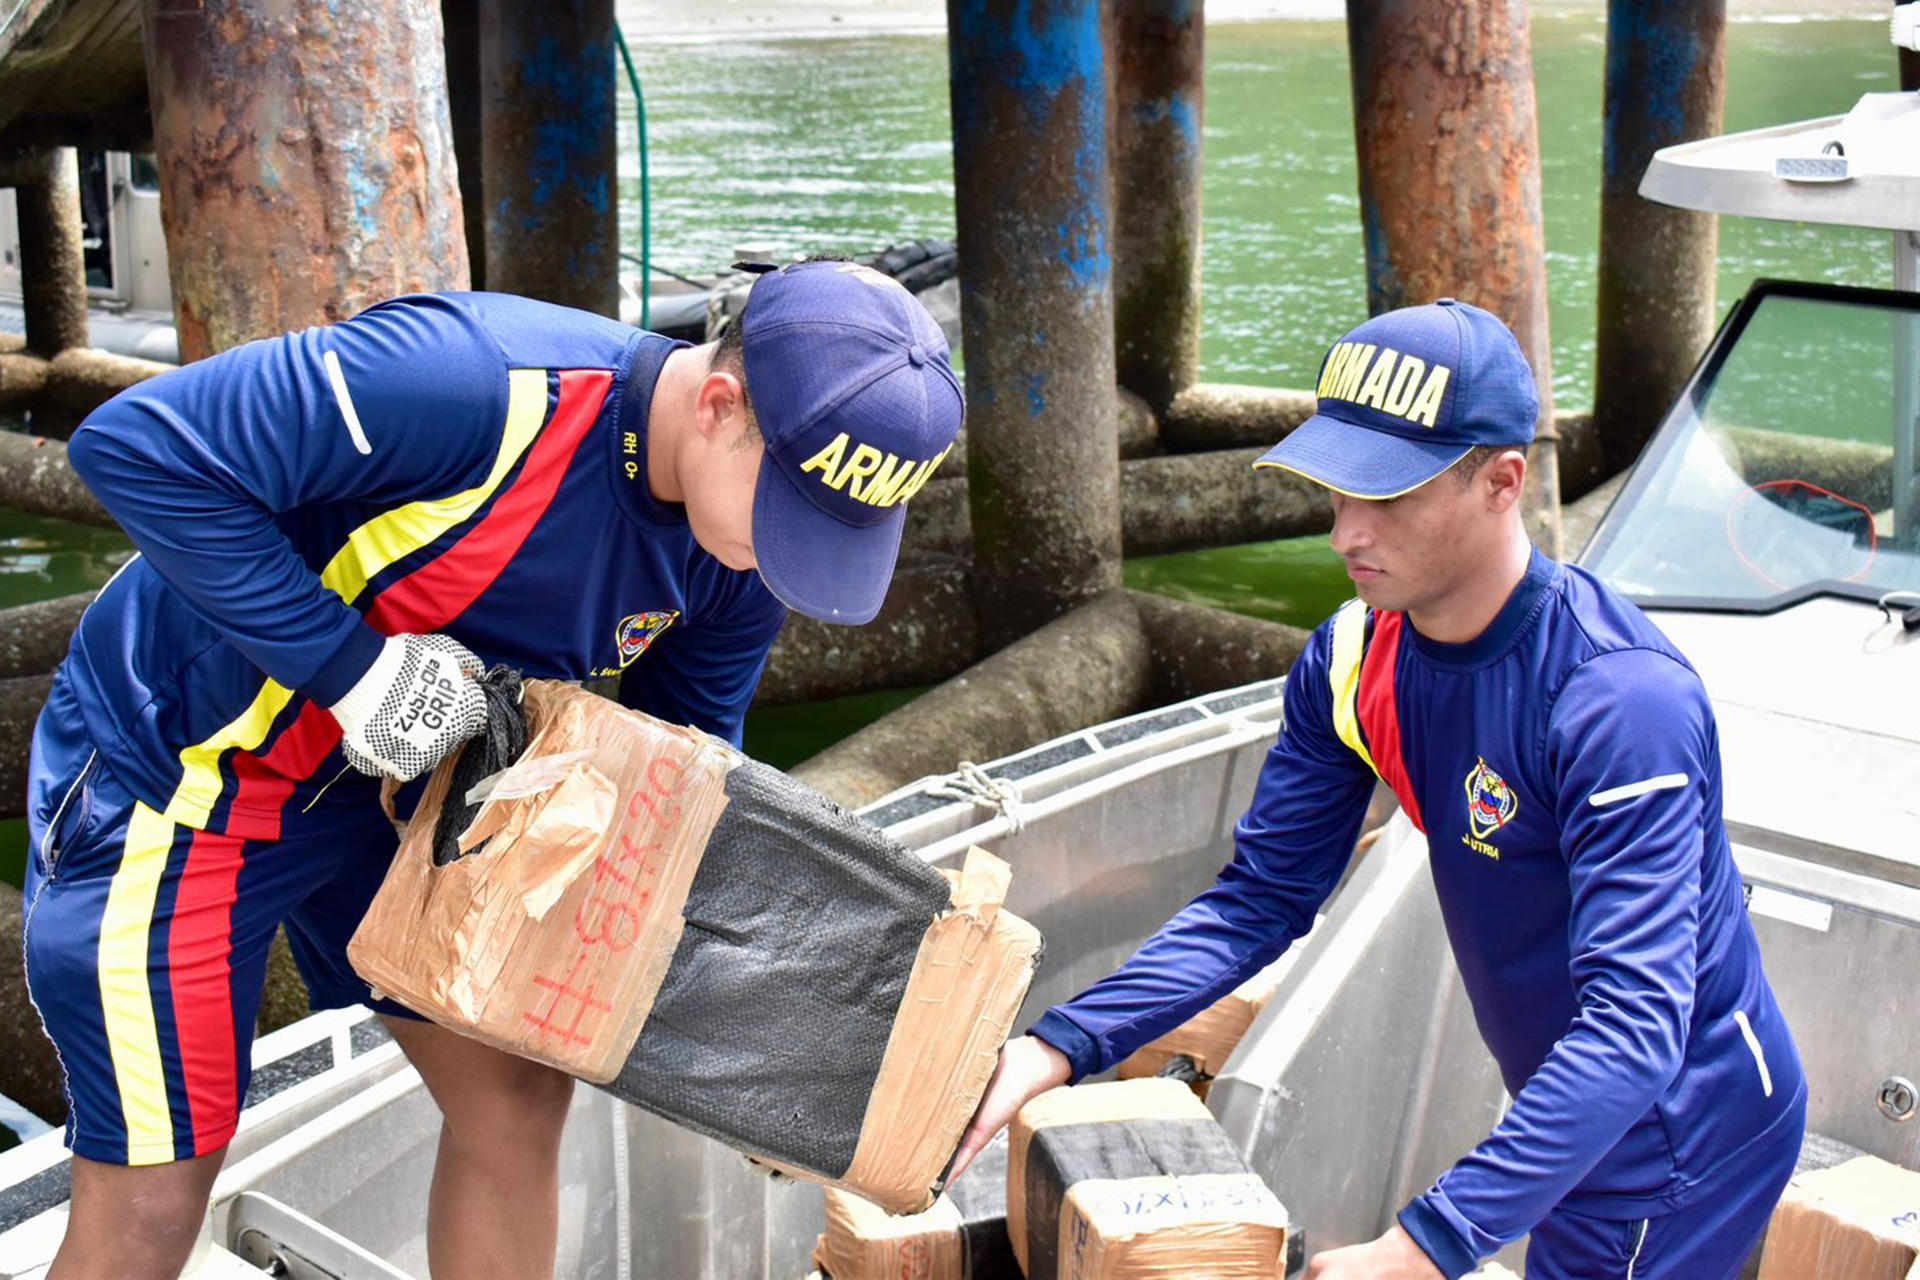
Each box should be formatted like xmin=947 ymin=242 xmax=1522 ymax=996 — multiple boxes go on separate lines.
xmin=329 ymin=633 xmax=487 ymax=781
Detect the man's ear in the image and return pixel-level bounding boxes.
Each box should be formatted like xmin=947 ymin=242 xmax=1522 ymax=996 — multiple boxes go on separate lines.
xmin=693 ymin=368 xmax=746 ymax=441
xmin=1484 ymin=447 xmax=1528 ymax=514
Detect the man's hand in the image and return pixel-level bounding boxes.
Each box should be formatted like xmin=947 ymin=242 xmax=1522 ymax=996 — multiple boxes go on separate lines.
xmin=329 ymin=633 xmax=487 ymax=781
xmin=1305 ymin=1225 xmax=1444 ymax=1280
xmin=948 ymin=1036 xmax=1072 ymax=1182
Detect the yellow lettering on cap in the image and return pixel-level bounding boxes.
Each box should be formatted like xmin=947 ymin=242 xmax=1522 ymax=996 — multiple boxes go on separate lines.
xmin=837 ymin=444 xmax=885 ymax=496
xmin=800 ymin=432 xmax=850 ymax=482
xmin=1334 ymin=343 xmax=1375 ymax=401
xmin=1354 ymin=349 xmax=1397 ymax=409
xmin=1406 ymin=365 xmax=1451 ymax=428
xmin=896 ymin=443 xmax=955 ymax=505
xmin=1316 ymin=343 xmax=1349 ymax=399
xmin=863 ymin=454 xmax=916 ymax=507
xmin=1382 ymin=354 xmax=1427 ymax=416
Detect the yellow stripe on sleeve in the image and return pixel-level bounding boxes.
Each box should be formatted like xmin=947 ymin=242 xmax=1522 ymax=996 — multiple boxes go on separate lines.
xmin=1327 ymin=598 xmax=1381 ymax=778
xmin=100 ymin=803 xmax=178 ymax=1163
xmin=163 ymin=370 xmax=550 ymax=830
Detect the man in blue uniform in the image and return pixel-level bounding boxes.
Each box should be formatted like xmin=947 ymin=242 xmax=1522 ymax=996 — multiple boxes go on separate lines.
xmin=23 ymin=260 xmax=964 ymax=1278
xmin=955 ymin=300 xmax=1804 ymax=1279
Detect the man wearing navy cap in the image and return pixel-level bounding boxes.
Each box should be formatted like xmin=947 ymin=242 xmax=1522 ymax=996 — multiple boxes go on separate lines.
xmin=23 ymin=261 xmax=963 ymax=1277
xmin=957 ymin=300 xmax=1804 ymax=1279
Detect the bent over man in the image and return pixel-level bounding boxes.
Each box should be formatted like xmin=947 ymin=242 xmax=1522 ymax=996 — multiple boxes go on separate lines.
xmin=24 ymin=260 xmax=963 ymax=1278
xmin=958 ymin=299 xmax=1804 ymax=1280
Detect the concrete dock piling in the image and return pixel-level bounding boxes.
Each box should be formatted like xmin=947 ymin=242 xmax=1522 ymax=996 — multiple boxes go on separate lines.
xmin=947 ymin=0 xmax=1124 ymax=649
xmin=1594 ymin=0 xmax=1726 ymax=474
xmin=1110 ymin=0 xmax=1205 ymax=414
xmin=1346 ymin=0 xmax=1560 ymax=552
xmin=140 ymin=0 xmax=470 ymax=358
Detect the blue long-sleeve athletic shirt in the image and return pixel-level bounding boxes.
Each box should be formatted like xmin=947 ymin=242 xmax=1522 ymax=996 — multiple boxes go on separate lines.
xmin=1030 ymin=550 xmax=1804 ymax=1276
xmin=61 ymin=292 xmax=786 ymax=838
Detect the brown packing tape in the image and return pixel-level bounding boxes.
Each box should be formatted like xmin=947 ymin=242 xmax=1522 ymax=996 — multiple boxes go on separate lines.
xmin=1008 ymin=1078 xmax=1213 ymax=1275
xmin=347 ymin=680 xmax=735 ymax=1083
xmin=1058 ymin=1173 xmax=1287 ymax=1279
xmin=813 ymin=1188 xmax=966 ymax=1280
xmin=759 ymin=846 xmax=1043 ymax=1215
xmin=1756 ymin=1156 xmax=1920 ymax=1280
xmin=1116 ymin=960 xmax=1286 ymax=1085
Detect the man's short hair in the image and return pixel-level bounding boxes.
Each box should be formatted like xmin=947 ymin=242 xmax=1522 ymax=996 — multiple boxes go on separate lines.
xmin=1451 ymin=444 xmax=1505 ymax=486
xmin=710 ymin=303 xmax=759 ymax=442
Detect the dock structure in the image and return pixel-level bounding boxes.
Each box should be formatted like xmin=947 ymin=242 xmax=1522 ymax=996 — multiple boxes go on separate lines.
xmin=449 ymin=0 xmax=620 ymax=317
xmin=141 ymin=0 xmax=469 ymax=360
xmin=1346 ymin=0 xmax=1561 ymax=553
xmin=947 ymin=0 xmax=1123 ymax=650
xmin=0 ymin=1 xmax=1647 ymax=809
xmin=1110 ymin=0 xmax=1205 ymax=415
xmin=1593 ymin=0 xmax=1726 ymax=475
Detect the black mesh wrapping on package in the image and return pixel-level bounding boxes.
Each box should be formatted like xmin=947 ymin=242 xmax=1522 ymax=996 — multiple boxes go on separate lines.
xmin=950 ymin=1131 xmax=1021 ymax=1280
xmin=1023 ymin=1118 xmax=1248 ymax=1280
xmin=603 ymin=757 xmax=953 ymax=1175
xmin=431 ymin=666 xmax=528 ymax=867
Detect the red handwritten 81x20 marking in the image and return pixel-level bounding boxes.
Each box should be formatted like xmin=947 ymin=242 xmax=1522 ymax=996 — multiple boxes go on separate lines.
xmin=521 ymin=744 xmax=697 ymax=1050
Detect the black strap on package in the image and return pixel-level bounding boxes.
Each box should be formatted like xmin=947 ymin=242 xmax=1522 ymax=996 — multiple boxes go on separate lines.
xmin=1023 ymin=1118 xmax=1250 ymax=1280
xmin=604 ymin=757 xmax=952 ymax=1174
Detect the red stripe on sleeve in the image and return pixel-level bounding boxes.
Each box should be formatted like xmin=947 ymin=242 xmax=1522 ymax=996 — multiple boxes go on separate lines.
xmin=220 ymin=369 xmax=614 ymax=833
xmin=365 ymin=369 xmax=612 ymax=636
xmin=1356 ymin=611 xmax=1425 ymax=832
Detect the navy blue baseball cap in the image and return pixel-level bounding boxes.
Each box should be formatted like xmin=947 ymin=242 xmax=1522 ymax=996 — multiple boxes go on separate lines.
xmin=741 ymin=260 xmax=965 ymax=625
xmin=1256 ymin=299 xmax=1538 ymax=499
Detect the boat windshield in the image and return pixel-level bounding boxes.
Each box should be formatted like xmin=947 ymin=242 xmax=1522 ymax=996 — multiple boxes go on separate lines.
xmin=1585 ymin=284 xmax=1920 ymax=611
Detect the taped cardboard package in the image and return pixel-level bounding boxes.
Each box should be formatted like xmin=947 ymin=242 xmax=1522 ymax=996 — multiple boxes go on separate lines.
xmin=1117 ymin=960 xmax=1287 ymax=1095
xmin=348 ymin=679 xmax=733 ymax=1081
xmin=755 ymin=844 xmax=1044 ymax=1213
xmin=1757 ymin=1155 xmax=1920 ymax=1280
xmin=349 ymin=680 xmax=1042 ymax=1215
xmin=813 ymin=1131 xmax=1020 ymax=1280
xmin=1009 ymin=1077 xmax=1288 ymax=1279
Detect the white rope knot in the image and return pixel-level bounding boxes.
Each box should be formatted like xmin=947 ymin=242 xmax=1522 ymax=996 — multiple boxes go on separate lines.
xmin=927 ymin=760 xmax=1028 ymax=834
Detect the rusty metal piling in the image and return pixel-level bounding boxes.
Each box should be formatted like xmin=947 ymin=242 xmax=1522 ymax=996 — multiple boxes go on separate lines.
xmin=1110 ymin=0 xmax=1205 ymax=412
xmin=476 ymin=0 xmax=618 ymax=317
xmin=2 ymin=148 xmax=89 ymax=357
xmin=1346 ymin=0 xmax=1560 ymax=552
xmin=947 ymin=0 xmax=1123 ymax=650
xmin=1594 ymin=0 xmax=1725 ymax=475
xmin=141 ymin=0 xmax=470 ymax=357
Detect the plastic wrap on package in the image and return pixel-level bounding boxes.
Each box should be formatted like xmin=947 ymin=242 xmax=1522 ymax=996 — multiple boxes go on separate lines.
xmin=1009 ymin=1078 xmax=1288 ymax=1280
xmin=1757 ymin=1155 xmax=1920 ymax=1280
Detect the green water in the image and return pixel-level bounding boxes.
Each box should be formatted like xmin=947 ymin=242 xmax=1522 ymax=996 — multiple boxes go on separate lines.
xmin=622 ymin=14 xmax=1899 ymax=402
xmin=0 ymin=15 xmax=1903 ymax=880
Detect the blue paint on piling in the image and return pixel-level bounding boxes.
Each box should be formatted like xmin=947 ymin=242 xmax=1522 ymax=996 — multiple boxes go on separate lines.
xmin=1025 ymin=371 xmax=1050 ymax=416
xmin=515 ymin=33 xmax=616 ymax=244
xmin=346 ymin=163 xmax=384 ymax=242
xmin=1603 ymin=0 xmax=1705 ymax=184
xmin=950 ymin=0 xmax=1111 ymax=298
